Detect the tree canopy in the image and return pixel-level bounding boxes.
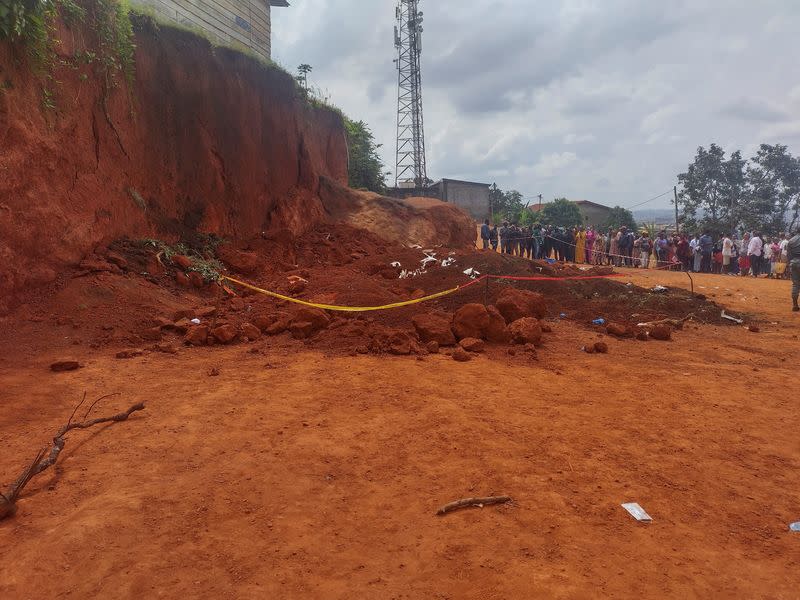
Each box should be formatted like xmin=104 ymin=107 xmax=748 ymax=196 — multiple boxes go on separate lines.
xmin=345 ymin=118 xmax=387 ymax=193
xmin=539 ymin=198 xmax=583 ymax=228
xmin=678 ymin=143 xmax=799 ymax=234
xmin=604 ymin=206 xmax=638 ymax=231
xmin=489 ymin=184 xmax=526 ymax=223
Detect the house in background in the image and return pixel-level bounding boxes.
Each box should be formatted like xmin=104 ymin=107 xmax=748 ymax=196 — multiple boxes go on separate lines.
xmin=530 ymin=199 xmax=613 ymax=228
xmin=387 ymin=178 xmax=491 ymax=221
xmin=131 ymin=0 xmax=289 ymax=61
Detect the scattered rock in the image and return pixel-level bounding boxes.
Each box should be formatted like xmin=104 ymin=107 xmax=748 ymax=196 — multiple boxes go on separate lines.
xmin=507 ymin=347 xmax=517 ymax=356
xmin=50 ymin=360 xmax=81 ymax=372
xmin=217 ymin=246 xmax=259 ymax=274
xmin=508 ymin=317 xmax=543 ymax=346
xmin=293 ymin=307 xmax=331 ymax=333
xmin=594 ymin=342 xmax=609 ymax=354
xmin=175 ymin=272 xmax=191 ymax=287
xmin=541 ymin=323 xmax=553 ymax=333
xmin=287 ymin=276 xmax=308 ymax=295
xmin=196 ymin=306 xmax=217 ymax=318
xmin=495 ymin=288 xmax=547 ymax=323
xmin=153 ymin=343 xmax=178 ymax=354
xmin=252 ymin=314 xmax=276 ymax=332
xmin=173 ymin=309 xmax=195 ymax=321
xmin=485 ymin=305 xmax=511 ymax=343
xmin=289 ymin=321 xmax=315 ymax=339
xmin=412 ymin=312 xmax=456 ymax=346
xmin=452 ymin=303 xmax=490 ymax=340
xmin=748 ymin=324 xmax=760 ymax=333
xmin=583 ymin=345 xmax=596 ymax=354
xmin=188 ymin=271 xmax=205 ymax=288
xmin=240 ymin=323 xmax=262 ymax=341
xmin=106 ymin=251 xmax=129 ymax=269
xmin=425 ymin=340 xmax=440 ymax=354
xmin=635 ymin=331 xmax=649 ymax=341
xmin=169 ymin=318 xmax=192 ymax=335
xmin=115 ymin=349 xmax=143 ymax=359
xmin=266 ymin=315 xmax=292 ymax=335
xmin=229 ymin=297 xmax=246 ymax=311
xmin=388 ymin=331 xmax=413 ymax=355
xmin=185 ymin=325 xmax=209 ymax=346
xmin=452 ymin=347 xmax=472 ymax=362
xmin=606 ymin=323 xmax=632 ymax=338
xmin=523 ymin=343 xmax=537 ymax=354
xmin=208 ymin=367 xmax=220 ymax=377
xmin=152 ymin=316 xmax=173 ymax=329
xmin=459 ymin=337 xmax=486 ymax=353
xmin=172 ymin=254 xmax=192 ymax=270
xmin=140 ymin=327 xmax=162 ymax=342
xmin=649 ymin=325 xmax=672 ymax=341
xmin=212 ymin=324 xmax=238 ymax=344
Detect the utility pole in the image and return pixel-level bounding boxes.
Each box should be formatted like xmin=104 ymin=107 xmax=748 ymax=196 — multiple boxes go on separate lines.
xmin=673 ymin=186 xmax=679 ymax=233
xmin=394 ymin=1 xmax=427 ymax=188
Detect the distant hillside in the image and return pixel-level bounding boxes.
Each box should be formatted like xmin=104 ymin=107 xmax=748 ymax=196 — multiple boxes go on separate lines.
xmin=633 ymin=208 xmax=676 ymax=223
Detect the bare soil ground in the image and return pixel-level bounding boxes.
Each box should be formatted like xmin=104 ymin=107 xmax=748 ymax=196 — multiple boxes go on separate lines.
xmin=1 ymin=268 xmax=798 ymax=599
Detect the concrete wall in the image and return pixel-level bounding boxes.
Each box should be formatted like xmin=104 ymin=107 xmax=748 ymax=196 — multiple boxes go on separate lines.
xmin=441 ymin=180 xmax=490 ymax=221
xmin=577 ymin=204 xmax=611 ymax=228
xmin=131 ymin=0 xmax=272 ymax=60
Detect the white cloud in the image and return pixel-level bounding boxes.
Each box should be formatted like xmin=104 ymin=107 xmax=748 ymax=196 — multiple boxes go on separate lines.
xmin=532 ymin=152 xmax=578 ymax=179
xmin=271 ymin=0 xmax=800 ymax=209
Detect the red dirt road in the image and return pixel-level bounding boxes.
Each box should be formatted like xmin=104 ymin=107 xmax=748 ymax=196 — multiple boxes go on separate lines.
xmin=1 ymin=271 xmax=798 ymax=598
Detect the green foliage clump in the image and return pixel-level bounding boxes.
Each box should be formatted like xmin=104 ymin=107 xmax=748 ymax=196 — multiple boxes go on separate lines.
xmin=345 ymin=117 xmax=388 ymax=193
xmin=489 ymin=183 xmax=526 ymax=223
xmin=604 ymin=205 xmax=638 ymax=231
xmin=539 ymin=198 xmax=583 ymax=228
xmin=140 ymin=236 xmax=226 ymax=282
xmin=0 ymin=0 xmax=136 ymax=109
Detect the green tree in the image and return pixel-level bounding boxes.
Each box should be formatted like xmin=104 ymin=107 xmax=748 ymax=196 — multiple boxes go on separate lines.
xmin=745 ymin=144 xmax=800 ymax=234
xmin=604 ymin=206 xmax=637 ymax=231
xmin=345 ymin=118 xmax=387 ymax=193
xmin=677 ymin=144 xmax=748 ymax=233
xmin=488 ymin=184 xmax=525 ymax=222
xmin=540 ymin=198 xmax=582 ymax=227
xmin=296 ymin=63 xmax=312 ymax=92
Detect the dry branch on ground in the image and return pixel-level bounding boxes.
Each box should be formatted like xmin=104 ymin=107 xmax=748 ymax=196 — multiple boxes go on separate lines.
xmin=0 ymin=399 xmax=145 ymax=521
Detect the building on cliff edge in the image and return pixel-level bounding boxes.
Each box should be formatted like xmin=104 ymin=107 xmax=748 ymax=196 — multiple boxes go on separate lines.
xmin=130 ymin=0 xmax=289 ymax=61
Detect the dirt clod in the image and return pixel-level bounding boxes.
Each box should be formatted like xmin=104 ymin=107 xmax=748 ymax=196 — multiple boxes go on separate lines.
xmin=452 ymin=347 xmax=472 ymax=362
xmin=49 ymin=360 xmax=81 ymax=372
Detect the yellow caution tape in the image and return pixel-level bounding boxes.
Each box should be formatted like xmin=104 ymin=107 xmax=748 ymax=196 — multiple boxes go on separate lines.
xmin=221 ymin=275 xmax=462 ymax=312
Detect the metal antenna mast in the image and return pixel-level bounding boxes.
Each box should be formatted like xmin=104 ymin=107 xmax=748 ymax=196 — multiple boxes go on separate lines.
xmin=394 ymin=0 xmax=427 ymax=187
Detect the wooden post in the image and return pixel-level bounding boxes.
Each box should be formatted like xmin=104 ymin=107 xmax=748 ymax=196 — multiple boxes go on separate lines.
xmin=673 ymin=186 xmax=680 ymax=233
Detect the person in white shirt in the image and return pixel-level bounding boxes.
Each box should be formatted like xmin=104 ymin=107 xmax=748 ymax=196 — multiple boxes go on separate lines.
xmin=748 ymin=232 xmax=764 ymax=277
xmin=689 ymin=234 xmax=701 ymax=272
xmin=722 ymin=234 xmax=733 ymax=274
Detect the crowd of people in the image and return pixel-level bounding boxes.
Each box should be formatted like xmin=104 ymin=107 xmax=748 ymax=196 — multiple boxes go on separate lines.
xmin=479 ymin=220 xmax=800 ymax=311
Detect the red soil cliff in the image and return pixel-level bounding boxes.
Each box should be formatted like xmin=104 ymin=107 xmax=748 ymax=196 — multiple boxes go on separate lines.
xmin=0 ymin=14 xmax=347 ymax=313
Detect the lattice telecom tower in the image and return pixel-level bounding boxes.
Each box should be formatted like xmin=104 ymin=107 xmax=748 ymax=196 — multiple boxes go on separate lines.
xmin=394 ymin=0 xmax=427 ymax=187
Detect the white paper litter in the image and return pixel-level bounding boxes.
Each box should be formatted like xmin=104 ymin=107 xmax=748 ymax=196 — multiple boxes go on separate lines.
xmin=463 ymin=267 xmax=480 ymax=279
xmin=721 ymin=310 xmax=744 ymax=324
xmin=190 ymin=318 xmax=201 ymax=325
xmin=408 ymin=244 xmax=422 ymax=249
xmin=621 ymin=502 xmax=652 ymax=522
xmin=651 ymin=285 xmax=668 ymax=293
xmin=441 ymin=257 xmax=456 ymax=267
xmin=390 ymin=261 xmax=402 ymax=268
xmin=420 ymin=255 xmax=438 ymax=268
xmin=790 ymin=522 xmax=800 ymax=532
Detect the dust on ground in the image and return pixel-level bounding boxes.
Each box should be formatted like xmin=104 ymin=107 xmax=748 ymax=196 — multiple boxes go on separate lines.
xmin=1 ymin=261 xmax=798 ymax=598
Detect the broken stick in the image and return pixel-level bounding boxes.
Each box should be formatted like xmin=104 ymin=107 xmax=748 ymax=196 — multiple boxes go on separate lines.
xmin=436 ymin=495 xmax=512 ymax=515
xmin=0 ymin=401 xmax=145 ymax=521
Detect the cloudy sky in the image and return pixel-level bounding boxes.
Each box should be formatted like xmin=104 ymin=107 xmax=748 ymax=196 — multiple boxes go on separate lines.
xmin=272 ymin=1 xmax=800 ymax=211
